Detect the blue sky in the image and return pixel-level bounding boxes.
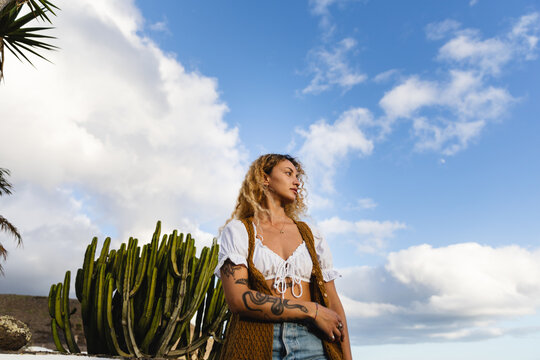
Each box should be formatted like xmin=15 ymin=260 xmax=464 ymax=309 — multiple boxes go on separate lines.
xmin=1 ymin=0 xmax=540 ymax=358
xmin=134 ymin=0 xmax=540 ymax=264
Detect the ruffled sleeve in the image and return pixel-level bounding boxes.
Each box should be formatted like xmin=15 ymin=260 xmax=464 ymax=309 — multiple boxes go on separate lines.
xmin=214 ymin=219 xmax=249 ymax=278
xmin=310 ymin=223 xmax=341 ymax=282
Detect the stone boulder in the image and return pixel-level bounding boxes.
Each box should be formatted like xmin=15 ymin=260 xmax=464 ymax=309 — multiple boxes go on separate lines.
xmin=0 ymin=315 xmax=32 ymax=351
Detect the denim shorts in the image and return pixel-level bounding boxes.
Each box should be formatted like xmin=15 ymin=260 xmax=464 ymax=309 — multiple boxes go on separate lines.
xmin=272 ymin=322 xmax=327 ymax=360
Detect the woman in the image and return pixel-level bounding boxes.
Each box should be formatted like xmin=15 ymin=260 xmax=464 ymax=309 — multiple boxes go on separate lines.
xmin=215 ymin=154 xmax=352 ymax=360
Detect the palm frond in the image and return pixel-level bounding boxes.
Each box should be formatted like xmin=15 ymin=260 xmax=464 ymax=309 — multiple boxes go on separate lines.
xmin=23 ymin=0 xmax=58 ymax=23
xmin=0 ymin=244 xmax=6 ymax=260
xmin=4 ymin=30 xmax=57 ymax=63
xmin=0 ymin=244 xmax=7 ymax=275
xmin=0 ymin=168 xmax=13 ymax=196
xmin=0 ymin=215 xmax=22 ymax=243
xmin=0 ymin=0 xmax=58 ymax=79
xmin=0 ymin=167 xmax=22 ymax=276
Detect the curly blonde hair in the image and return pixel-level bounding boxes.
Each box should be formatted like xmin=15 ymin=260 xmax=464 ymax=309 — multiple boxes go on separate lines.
xmin=224 ymin=154 xmax=308 ymax=227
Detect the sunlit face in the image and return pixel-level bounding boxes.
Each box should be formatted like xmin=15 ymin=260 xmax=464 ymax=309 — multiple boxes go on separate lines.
xmin=264 ymin=159 xmax=301 ymax=204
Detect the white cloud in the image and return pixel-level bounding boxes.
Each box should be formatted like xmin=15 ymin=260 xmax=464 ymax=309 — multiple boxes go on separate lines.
xmin=510 ymin=12 xmax=540 ymax=60
xmin=357 ymin=197 xmax=377 ymax=209
xmin=297 ymin=108 xmax=375 ymax=193
xmin=308 ymin=0 xmax=339 ymax=38
xmin=0 ymin=186 xmax=100 ymax=295
xmin=469 ymin=0 xmax=479 ymax=6
xmin=319 ymin=216 xmax=406 ymax=253
xmin=307 ymin=192 xmax=334 ymax=211
xmin=380 ymin=69 xmax=514 ymax=123
xmin=425 ymin=19 xmax=461 ymax=40
xmin=0 ymin=0 xmax=246 ymax=294
xmin=438 ymin=13 xmax=540 ymax=74
xmin=302 ymin=37 xmax=367 ymax=94
xmin=377 ymin=13 xmax=538 ymax=156
xmin=309 ymin=0 xmax=338 ymax=16
xmin=373 ymin=69 xmax=399 ymax=83
xmin=379 ymin=77 xmax=438 ymax=119
xmin=149 ymin=20 xmax=169 ymax=33
xmin=438 ymin=31 xmax=511 ymax=75
xmin=380 ymin=70 xmax=513 ymax=155
xmin=413 ymin=117 xmax=486 ymax=155
xmin=340 ymin=294 xmax=400 ymax=318
xmin=386 ymin=243 xmax=540 ymax=316
xmin=336 ymin=243 xmax=540 ymax=344
xmin=304 ymin=0 xmax=368 ymax=94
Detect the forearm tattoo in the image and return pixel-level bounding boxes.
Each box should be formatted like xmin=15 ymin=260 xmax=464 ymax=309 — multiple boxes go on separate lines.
xmin=242 ymin=291 xmax=308 ymax=316
xmin=283 ymin=299 xmax=308 ymax=314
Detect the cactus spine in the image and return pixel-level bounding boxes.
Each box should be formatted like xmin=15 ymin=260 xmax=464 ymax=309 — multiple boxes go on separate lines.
xmin=49 ymin=221 xmax=229 ymax=358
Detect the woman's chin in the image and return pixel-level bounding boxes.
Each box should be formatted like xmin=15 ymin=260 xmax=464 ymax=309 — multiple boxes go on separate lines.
xmin=280 ymin=196 xmax=297 ymax=205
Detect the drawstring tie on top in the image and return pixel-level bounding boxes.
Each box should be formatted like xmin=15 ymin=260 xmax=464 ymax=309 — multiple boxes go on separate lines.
xmin=273 ymin=261 xmax=303 ymax=299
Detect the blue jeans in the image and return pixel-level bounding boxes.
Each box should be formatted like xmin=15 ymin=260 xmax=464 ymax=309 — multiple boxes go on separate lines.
xmin=272 ymin=322 xmax=327 ymax=360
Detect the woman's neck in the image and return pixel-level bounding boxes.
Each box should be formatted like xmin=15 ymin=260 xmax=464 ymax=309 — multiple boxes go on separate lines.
xmin=260 ymin=197 xmax=289 ymax=225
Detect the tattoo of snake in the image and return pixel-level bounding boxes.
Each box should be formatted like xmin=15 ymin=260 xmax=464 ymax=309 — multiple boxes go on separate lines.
xmin=242 ymin=291 xmax=308 ymax=315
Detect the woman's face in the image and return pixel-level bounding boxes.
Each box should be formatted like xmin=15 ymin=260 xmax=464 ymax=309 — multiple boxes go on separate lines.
xmin=264 ymin=159 xmax=301 ymax=204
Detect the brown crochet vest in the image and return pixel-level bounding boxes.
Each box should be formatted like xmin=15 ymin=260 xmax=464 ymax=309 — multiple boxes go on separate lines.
xmin=219 ymin=218 xmax=343 ymax=360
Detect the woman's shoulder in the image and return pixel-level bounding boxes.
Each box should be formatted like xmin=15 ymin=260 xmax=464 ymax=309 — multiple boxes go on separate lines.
xmin=222 ymin=218 xmax=249 ymax=232
xmin=218 ymin=219 xmax=250 ymax=253
xmin=219 ymin=219 xmax=250 ymax=241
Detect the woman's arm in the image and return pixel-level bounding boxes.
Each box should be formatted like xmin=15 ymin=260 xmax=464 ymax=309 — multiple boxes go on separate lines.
xmin=220 ymin=260 xmax=343 ymax=341
xmin=325 ymin=280 xmax=352 ymax=360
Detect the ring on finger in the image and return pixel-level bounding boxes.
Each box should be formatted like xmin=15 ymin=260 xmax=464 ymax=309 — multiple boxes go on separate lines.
xmin=337 ymin=322 xmax=343 ymax=330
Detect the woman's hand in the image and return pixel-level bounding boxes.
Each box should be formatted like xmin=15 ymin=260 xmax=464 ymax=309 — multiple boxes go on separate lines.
xmin=325 ymin=280 xmax=353 ymax=359
xmin=310 ymin=302 xmax=344 ymax=343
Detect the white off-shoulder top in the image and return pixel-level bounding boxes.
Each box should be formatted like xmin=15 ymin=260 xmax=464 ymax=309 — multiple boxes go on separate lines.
xmin=214 ymin=219 xmax=340 ymax=298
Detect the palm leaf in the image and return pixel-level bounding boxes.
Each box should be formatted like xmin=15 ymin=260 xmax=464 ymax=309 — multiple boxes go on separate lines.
xmin=0 ymin=244 xmax=7 ymax=275
xmin=0 ymin=244 xmax=6 ymax=260
xmin=24 ymin=0 xmax=58 ymax=23
xmin=0 ymin=0 xmax=58 ymax=79
xmin=0 ymin=168 xmax=22 ymax=276
xmin=0 ymin=215 xmax=21 ymax=243
xmin=0 ymin=168 xmax=13 ymax=196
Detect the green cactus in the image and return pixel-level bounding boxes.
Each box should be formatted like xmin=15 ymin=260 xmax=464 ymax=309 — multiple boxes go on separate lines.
xmin=48 ymin=220 xmax=229 ymax=358
xmin=49 ymin=271 xmax=81 ymax=353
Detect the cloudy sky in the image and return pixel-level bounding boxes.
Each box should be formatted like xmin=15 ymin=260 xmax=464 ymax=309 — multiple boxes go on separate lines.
xmin=1 ymin=0 xmax=540 ymax=358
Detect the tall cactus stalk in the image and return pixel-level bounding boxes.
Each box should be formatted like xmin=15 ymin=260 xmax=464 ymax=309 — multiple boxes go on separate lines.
xmin=48 ymin=271 xmax=80 ymax=354
xmin=49 ymin=221 xmax=229 ymax=358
